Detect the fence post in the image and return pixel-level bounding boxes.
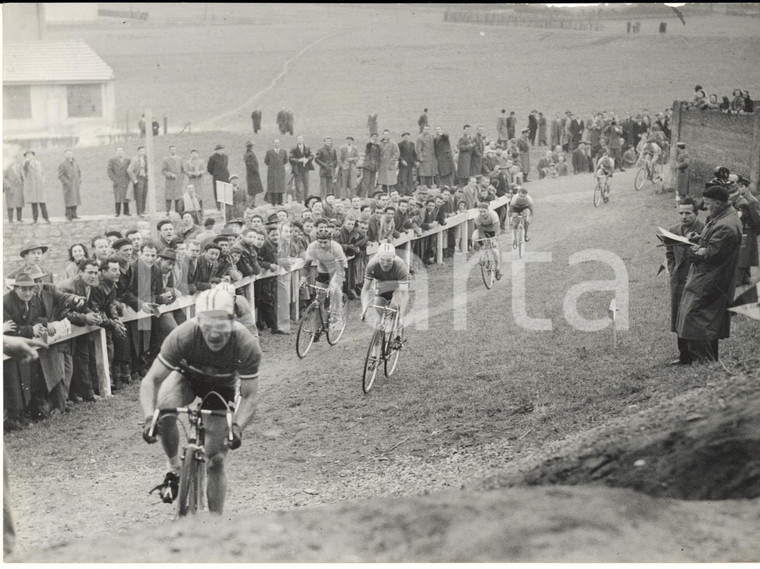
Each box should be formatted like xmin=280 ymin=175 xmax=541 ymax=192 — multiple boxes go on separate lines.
xmin=667 ymin=100 xmax=681 ymax=191
xmin=405 ymin=240 xmax=412 ymax=267
xmin=93 ymin=327 xmax=112 ymax=397
xmin=436 ymin=230 xmax=444 ymax=264
xmin=750 ymin=111 xmax=760 ymax=194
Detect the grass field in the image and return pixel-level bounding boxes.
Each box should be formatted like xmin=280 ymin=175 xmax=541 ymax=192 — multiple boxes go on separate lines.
xmin=11 ymin=5 xmax=759 ymax=218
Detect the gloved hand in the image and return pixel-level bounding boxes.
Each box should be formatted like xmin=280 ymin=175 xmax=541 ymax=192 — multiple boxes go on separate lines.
xmin=229 ymin=423 xmax=243 ymax=450
xmin=142 ymin=418 xmax=158 ymax=444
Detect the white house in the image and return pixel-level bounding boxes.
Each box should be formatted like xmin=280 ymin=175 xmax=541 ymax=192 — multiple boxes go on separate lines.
xmin=3 ymin=40 xmax=115 ymax=141
xmin=44 ymin=3 xmax=99 ymax=24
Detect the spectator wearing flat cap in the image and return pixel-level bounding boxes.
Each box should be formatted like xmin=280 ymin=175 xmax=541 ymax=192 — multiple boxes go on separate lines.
xmin=207 ymin=144 xmax=230 ymax=210
xmin=676 ymin=185 xmax=743 ymax=364
xmin=22 ymin=151 xmax=49 ymax=224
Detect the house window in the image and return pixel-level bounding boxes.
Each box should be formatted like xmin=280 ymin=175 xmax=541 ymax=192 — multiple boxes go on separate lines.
xmin=67 ymin=84 xmax=102 ymax=118
xmin=3 ymin=86 xmax=32 ymax=119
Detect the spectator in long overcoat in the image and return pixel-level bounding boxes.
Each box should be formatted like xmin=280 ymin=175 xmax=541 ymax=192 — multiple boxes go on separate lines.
xmin=398 ymin=132 xmax=418 ymax=195
xmin=315 ymin=137 xmax=338 ymax=197
xmin=22 ymin=151 xmax=49 ymax=223
xmin=58 ymin=149 xmax=82 ymax=221
xmin=517 ymin=129 xmax=531 ymax=181
xmin=496 ymin=110 xmax=509 ymax=147
xmin=337 ymin=136 xmax=360 ymax=199
xmin=434 ymin=126 xmax=456 ymax=188
xmin=161 ymin=146 xmax=184 ymax=216
xmin=729 ymin=181 xmax=760 ymax=286
xmin=207 ymin=144 xmax=230 ymax=210
xmin=471 ymin=126 xmax=485 ymax=177
xmin=414 ymin=126 xmax=435 ymax=188
xmin=264 ymin=139 xmax=288 ymax=206
xmin=676 ymin=185 xmax=742 ymax=363
xmin=674 ymin=142 xmax=690 ymax=198
xmin=665 ymin=198 xmax=704 ymax=365
xmin=528 ymin=111 xmax=538 ymax=146
xmin=367 ymin=108 xmax=379 ymax=137
xmin=457 ymin=125 xmax=476 ymax=183
xmin=183 ymin=149 xmax=206 ymax=211
xmin=549 ymin=112 xmax=562 ymax=149
xmin=377 ymin=130 xmax=400 ymax=190
xmin=243 ymin=141 xmax=264 ymax=206
xmin=107 ymin=147 xmax=131 ymax=217
xmin=538 ymin=113 xmax=548 ymax=146
xmin=4 ymin=156 xmax=25 ymax=223
xmin=251 ymin=110 xmax=262 ymax=133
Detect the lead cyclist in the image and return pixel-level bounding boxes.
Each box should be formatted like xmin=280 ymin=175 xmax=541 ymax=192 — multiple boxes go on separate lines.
xmin=361 ymin=242 xmax=409 ymax=345
xmin=139 ymin=288 xmax=261 ymax=514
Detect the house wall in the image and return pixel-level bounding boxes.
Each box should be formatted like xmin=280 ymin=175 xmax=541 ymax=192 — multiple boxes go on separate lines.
xmin=3 ymin=81 xmax=115 ymax=136
xmin=44 ymin=3 xmax=98 ymax=23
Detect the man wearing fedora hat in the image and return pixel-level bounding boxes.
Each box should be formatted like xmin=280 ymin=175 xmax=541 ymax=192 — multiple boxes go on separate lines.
xmin=22 ymin=150 xmax=49 ymax=224
xmin=207 ymin=144 xmax=230 ymax=210
xmin=10 ymin=241 xmax=53 ymax=284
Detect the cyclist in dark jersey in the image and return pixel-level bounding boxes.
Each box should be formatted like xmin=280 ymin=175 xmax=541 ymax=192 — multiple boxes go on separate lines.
xmin=140 ymin=288 xmax=261 ymax=514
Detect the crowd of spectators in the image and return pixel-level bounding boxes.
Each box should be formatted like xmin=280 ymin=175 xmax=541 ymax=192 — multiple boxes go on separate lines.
xmin=688 ymin=85 xmax=754 ymax=114
xmin=4 ymin=102 xmax=758 ymax=432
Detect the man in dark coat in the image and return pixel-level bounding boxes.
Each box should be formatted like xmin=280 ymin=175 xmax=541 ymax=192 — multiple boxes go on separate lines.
xmin=107 ymin=147 xmax=131 ymax=217
xmin=527 ymin=111 xmax=538 ymax=146
xmin=506 ymin=111 xmax=517 ymax=140
xmin=243 ymin=141 xmax=264 ymax=207
xmin=456 ymin=125 xmax=475 ymax=184
xmin=398 ymin=132 xmax=418 ymax=195
xmin=665 ymin=198 xmax=705 ymax=365
xmin=207 ymin=144 xmax=229 ymax=210
xmin=676 ymin=186 xmax=743 ymax=363
xmin=264 ymin=139 xmax=288 ymax=206
xmin=417 ymin=108 xmax=428 ymax=134
xmin=251 ymin=110 xmax=262 ymax=133
xmin=58 ymin=149 xmax=82 ymax=221
xmin=289 ymin=136 xmax=314 ymax=203
xmin=471 ymin=126 xmax=485 ymax=178
xmin=359 ymin=133 xmax=380 ymax=198
xmin=434 ymin=126 xmax=456 ymax=188
xmin=569 ymin=114 xmax=584 ymax=151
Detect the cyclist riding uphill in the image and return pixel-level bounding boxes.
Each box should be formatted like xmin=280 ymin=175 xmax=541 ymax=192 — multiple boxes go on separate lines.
xmin=472 ymin=201 xmax=503 ymax=280
xmin=361 ymin=242 xmax=409 ymax=333
xmin=140 ymin=288 xmax=261 ymax=513
xmin=301 ymin=227 xmax=348 ymax=325
xmin=509 ymin=186 xmax=535 ymax=244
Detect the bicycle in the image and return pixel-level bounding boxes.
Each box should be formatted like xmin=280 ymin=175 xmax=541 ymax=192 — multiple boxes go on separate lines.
xmin=474 ymin=237 xmax=499 ymax=289
xmin=634 ymin=157 xmax=663 ymax=191
xmin=593 ymin=175 xmax=611 ymax=207
xmin=148 ymin=391 xmax=235 ymax=518
xmin=511 ymin=213 xmax=527 ymax=259
xmin=360 ymin=302 xmax=404 ymax=394
xmin=295 ymin=282 xmax=349 ymax=358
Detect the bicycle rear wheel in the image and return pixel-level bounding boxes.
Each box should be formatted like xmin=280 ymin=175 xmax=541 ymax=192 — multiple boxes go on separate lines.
xmin=593 ymin=182 xmax=602 ymax=207
xmin=177 ymin=449 xmax=203 ymax=517
xmin=295 ymin=303 xmax=320 ymax=358
xmin=480 ymin=256 xmax=494 ymax=289
xmin=384 ymin=316 xmax=402 ymax=378
xmin=634 ymin=168 xmax=646 ymax=191
xmin=362 ymin=329 xmax=384 ymax=394
xmin=326 ymin=293 xmax=349 ymax=346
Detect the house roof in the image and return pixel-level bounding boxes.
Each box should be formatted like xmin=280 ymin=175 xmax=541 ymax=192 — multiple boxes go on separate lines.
xmin=3 ymin=40 xmax=114 ymax=84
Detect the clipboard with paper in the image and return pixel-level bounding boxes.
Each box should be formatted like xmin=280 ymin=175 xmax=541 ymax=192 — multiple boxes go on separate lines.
xmin=655 ymin=227 xmax=694 ymax=247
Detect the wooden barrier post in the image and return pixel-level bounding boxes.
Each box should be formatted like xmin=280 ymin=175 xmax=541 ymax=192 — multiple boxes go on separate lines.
xmin=93 ymin=327 xmax=112 ymax=397
xmin=405 ymin=240 xmax=412 ymax=268
xmin=668 ymin=100 xmax=682 ymax=195
xmin=436 ymin=230 xmax=444 ymax=264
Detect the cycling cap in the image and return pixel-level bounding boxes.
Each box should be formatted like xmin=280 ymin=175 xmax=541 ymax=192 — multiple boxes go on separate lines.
xmin=315 ymin=228 xmax=332 ymax=240
xmin=214 ymin=281 xmax=237 ymax=296
xmin=195 ymin=288 xmax=234 ymax=316
xmin=377 ymin=242 xmax=395 ymax=258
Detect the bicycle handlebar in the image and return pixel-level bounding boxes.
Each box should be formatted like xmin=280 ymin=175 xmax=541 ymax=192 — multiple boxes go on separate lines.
xmin=148 ymin=405 xmax=234 ymax=442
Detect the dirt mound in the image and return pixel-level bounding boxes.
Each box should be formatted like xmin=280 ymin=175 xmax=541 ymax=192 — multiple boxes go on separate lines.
xmin=483 ymin=376 xmax=760 ymax=501
xmin=14 ymin=485 xmax=760 ymax=563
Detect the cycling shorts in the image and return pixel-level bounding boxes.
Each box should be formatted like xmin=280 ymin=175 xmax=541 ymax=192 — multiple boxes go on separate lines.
xmin=481 ymin=230 xmax=497 ymax=239
xmin=374 ymin=290 xmax=395 ymax=303
xmin=316 ymin=272 xmax=330 ymax=285
xmin=511 ymin=205 xmax=530 ymax=215
xmin=179 ymin=363 xmax=237 ymax=410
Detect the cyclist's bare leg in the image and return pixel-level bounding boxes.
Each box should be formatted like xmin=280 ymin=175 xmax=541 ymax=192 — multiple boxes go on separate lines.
xmin=201 ymin=415 xmax=230 ymax=514
xmin=155 ymin=371 xmax=195 ymax=472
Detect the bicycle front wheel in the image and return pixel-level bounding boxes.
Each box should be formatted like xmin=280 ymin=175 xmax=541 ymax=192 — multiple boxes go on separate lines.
xmin=593 ymin=182 xmax=602 ymax=207
xmin=362 ymin=329 xmax=384 ymax=394
xmin=177 ymin=449 xmax=203 ymax=517
xmin=326 ymin=293 xmax=349 ymax=346
xmin=634 ymin=168 xmax=646 ymax=191
xmin=296 ymin=303 xmax=320 ymax=358
xmin=480 ymin=255 xmax=494 ymax=289
xmin=384 ymin=317 xmax=402 ymax=378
